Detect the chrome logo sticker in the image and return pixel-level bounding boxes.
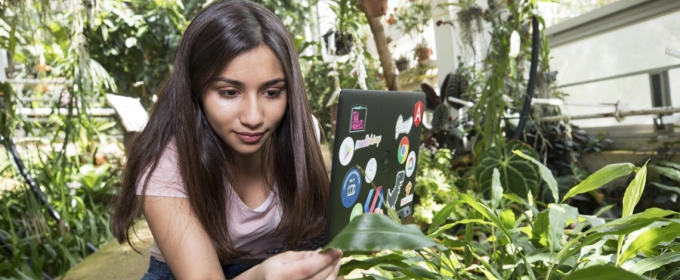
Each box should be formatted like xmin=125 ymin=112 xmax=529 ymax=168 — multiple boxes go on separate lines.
xmin=397 ymin=136 xmax=409 ymax=164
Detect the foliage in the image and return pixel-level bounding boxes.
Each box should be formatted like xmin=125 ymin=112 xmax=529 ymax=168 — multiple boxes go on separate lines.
xmin=327 ymin=156 xmax=680 ymax=279
xmin=0 ymin=0 xmax=124 ymax=278
xmin=393 ymin=0 xmax=432 ymax=40
xmin=86 ymin=0 xmax=186 ymax=106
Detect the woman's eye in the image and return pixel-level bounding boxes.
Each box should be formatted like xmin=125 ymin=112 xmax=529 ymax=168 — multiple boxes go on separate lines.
xmin=218 ymin=90 xmax=239 ymax=97
xmin=264 ymin=90 xmax=283 ymax=97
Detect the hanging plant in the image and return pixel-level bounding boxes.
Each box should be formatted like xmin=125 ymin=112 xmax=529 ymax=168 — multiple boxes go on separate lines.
xmin=323 ymin=30 xmax=354 ymax=56
xmin=415 ymin=41 xmax=433 ymax=63
xmin=456 ymin=1 xmax=484 ymax=51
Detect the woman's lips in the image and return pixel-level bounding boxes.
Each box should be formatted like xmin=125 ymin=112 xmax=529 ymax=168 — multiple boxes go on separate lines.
xmin=236 ymin=132 xmax=263 ymax=143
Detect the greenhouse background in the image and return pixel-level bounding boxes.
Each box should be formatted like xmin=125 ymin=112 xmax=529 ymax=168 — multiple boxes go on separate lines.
xmin=3 ymin=0 xmax=680 ymax=279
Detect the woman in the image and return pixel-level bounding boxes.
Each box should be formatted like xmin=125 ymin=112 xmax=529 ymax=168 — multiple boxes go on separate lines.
xmin=111 ymin=1 xmax=342 ymax=279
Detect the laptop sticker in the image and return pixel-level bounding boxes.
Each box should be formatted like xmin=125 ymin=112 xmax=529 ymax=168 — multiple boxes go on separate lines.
xmin=350 ymin=203 xmax=363 ymax=222
xmin=397 ymin=136 xmax=409 ymax=164
xmin=365 ymin=158 xmax=377 ymax=183
xmin=341 ymin=168 xmax=362 ymax=208
xmin=355 ymin=134 xmax=382 ymax=150
xmin=405 ymin=151 xmax=416 ymax=177
xmin=395 ymin=115 xmax=413 ymax=139
xmin=400 ymin=182 xmax=413 ymax=206
xmin=349 ymin=106 xmax=367 ymax=133
xmin=364 ymin=186 xmax=383 ymax=213
xmin=339 ymin=137 xmax=355 ymax=166
xmin=413 ymin=101 xmax=424 ymax=127
xmin=397 ymin=205 xmax=413 ymax=219
xmin=386 ymin=171 xmax=405 ymax=208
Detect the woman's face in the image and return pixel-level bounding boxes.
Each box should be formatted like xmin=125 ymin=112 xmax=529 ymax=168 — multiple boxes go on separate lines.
xmin=202 ymin=45 xmax=288 ymax=156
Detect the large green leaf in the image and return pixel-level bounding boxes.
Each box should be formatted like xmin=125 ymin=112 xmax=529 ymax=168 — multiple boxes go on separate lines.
xmin=623 ymin=251 xmax=680 ymax=275
xmin=562 ymin=265 xmax=646 ymax=280
xmin=324 ymin=213 xmax=436 ymax=254
xmin=476 ymin=141 xmax=540 ymax=199
xmin=514 ymin=150 xmax=559 ymax=203
xmin=618 ymin=163 xmax=648 ymax=263
xmin=562 ymin=163 xmax=635 ymax=202
xmin=619 ymin=222 xmax=680 ymax=264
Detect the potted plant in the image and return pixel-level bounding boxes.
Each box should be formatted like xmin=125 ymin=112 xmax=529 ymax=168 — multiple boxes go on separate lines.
xmin=415 ymin=40 xmax=432 ymax=63
xmin=394 ymin=55 xmax=410 ymax=72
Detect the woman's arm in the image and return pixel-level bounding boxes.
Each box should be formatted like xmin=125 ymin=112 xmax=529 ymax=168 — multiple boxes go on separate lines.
xmin=143 ymin=196 xmax=226 ymax=279
xmin=144 ymin=195 xmax=343 ymax=279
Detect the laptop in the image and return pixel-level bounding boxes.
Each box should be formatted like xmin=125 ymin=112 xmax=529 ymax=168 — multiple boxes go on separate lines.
xmin=227 ymin=89 xmax=425 ymax=264
xmin=325 ymin=89 xmax=426 ymax=242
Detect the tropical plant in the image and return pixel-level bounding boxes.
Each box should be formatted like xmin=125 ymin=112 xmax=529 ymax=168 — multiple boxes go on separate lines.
xmin=325 ymin=155 xmax=680 ymax=279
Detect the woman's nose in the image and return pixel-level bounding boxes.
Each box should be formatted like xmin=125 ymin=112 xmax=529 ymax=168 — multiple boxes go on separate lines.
xmin=239 ymin=94 xmax=264 ymax=128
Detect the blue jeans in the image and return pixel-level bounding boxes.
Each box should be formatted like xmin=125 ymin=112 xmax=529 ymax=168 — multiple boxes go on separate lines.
xmin=141 ymin=256 xmax=254 ymax=280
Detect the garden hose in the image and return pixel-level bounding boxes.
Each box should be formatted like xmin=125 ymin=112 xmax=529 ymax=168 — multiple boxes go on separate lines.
xmin=5 ymin=137 xmax=98 ymax=253
xmin=512 ymin=16 xmax=540 ymax=140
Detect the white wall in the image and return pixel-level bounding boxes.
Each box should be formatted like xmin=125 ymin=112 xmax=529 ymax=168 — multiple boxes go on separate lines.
xmin=551 ymin=10 xmax=680 ymax=86
xmin=549 ymin=9 xmax=680 ymax=129
xmin=560 ymin=74 xmax=653 ymax=128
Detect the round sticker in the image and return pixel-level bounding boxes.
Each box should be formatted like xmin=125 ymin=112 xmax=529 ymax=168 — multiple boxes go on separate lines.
xmin=397 ymin=136 xmax=409 ymax=164
xmin=339 ymin=137 xmax=355 ymax=166
xmin=405 ymin=151 xmax=416 ymax=177
xmin=350 ymin=203 xmax=364 ymax=222
xmin=365 ymin=158 xmax=377 ymax=183
xmin=341 ymin=168 xmax=362 ymax=208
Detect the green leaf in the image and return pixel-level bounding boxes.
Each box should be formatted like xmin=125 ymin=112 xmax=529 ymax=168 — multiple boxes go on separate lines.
xmin=513 ymin=150 xmax=558 ymax=203
xmin=562 ymin=265 xmax=646 ymax=280
xmin=323 ymin=214 xmax=436 ymax=254
xmin=623 ymin=250 xmax=680 ymax=275
xmin=452 ymin=189 xmax=512 ymax=241
xmin=654 ymin=160 xmax=680 ymax=170
xmin=427 ymin=201 xmax=463 ymax=235
xmin=8 ymin=17 xmax=16 ymax=56
xmin=562 ymin=163 xmax=635 ymax=202
xmin=649 ymin=164 xmax=680 ymax=182
xmin=618 ymin=163 xmax=648 ymax=262
xmin=477 ymin=141 xmax=540 ymax=199
xmin=547 ymin=204 xmax=579 ymax=252
xmin=650 ymin=182 xmax=680 ymax=195
xmin=491 ymin=168 xmax=503 ymax=209
xmin=619 ymin=222 xmax=680 ymax=264
xmin=338 ymin=254 xmax=409 ymax=276
xmin=499 ymin=208 xmax=515 ymax=230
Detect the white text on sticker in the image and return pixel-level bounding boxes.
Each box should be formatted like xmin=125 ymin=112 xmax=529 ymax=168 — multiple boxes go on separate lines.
xmin=395 ymin=115 xmax=413 ymax=139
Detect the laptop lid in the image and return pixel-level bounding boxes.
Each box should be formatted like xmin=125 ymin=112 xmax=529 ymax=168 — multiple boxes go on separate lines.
xmin=325 ymin=89 xmax=426 ymax=242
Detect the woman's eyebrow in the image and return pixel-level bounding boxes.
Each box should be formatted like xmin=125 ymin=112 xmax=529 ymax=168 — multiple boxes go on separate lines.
xmin=261 ymin=78 xmax=286 ymax=88
xmin=214 ymin=77 xmax=285 ymax=88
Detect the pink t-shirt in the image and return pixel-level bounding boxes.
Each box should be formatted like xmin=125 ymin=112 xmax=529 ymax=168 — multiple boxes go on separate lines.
xmin=136 ymin=141 xmax=285 ymax=262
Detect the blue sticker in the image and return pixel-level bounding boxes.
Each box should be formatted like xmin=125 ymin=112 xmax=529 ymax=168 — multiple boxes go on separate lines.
xmin=341 ymin=168 xmax=362 ymax=208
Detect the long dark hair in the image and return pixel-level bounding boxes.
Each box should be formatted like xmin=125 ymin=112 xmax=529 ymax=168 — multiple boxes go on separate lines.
xmin=111 ymin=0 xmax=329 ymax=260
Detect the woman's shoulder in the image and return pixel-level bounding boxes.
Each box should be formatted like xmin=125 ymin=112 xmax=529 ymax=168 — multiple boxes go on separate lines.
xmin=136 ymin=138 xmax=187 ymax=197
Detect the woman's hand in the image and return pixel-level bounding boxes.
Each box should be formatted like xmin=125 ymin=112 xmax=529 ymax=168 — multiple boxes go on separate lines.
xmin=238 ymin=249 xmax=343 ymax=280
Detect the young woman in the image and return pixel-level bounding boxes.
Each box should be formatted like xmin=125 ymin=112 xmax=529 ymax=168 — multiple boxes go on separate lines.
xmin=111 ymin=1 xmax=342 ymax=279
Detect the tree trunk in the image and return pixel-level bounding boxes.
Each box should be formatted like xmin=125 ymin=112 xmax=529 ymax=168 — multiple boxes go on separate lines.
xmin=364 ymin=15 xmax=400 ymax=91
